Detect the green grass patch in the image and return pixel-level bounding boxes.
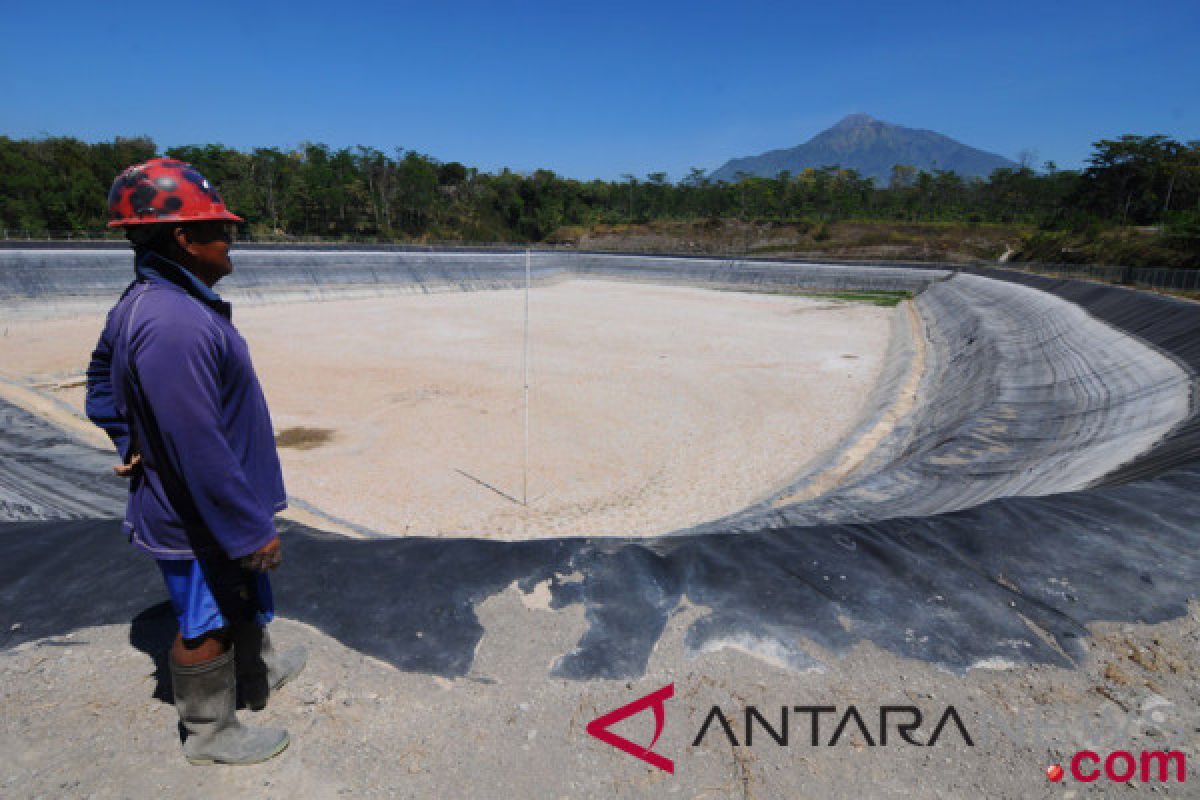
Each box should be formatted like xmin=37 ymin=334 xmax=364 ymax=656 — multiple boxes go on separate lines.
xmin=814 ymin=290 xmax=911 ymax=307
xmin=714 ymin=287 xmax=912 ymax=306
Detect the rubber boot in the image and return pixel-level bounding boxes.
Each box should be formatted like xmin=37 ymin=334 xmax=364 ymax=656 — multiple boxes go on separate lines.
xmin=233 ymin=623 xmax=308 ymax=712
xmin=170 ymin=647 xmax=290 ymax=765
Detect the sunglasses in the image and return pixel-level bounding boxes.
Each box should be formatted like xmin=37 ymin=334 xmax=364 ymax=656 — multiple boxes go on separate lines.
xmin=184 ymin=221 xmax=237 ymax=244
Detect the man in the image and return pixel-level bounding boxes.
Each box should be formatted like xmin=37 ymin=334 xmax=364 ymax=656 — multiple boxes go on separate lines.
xmin=86 ymin=157 xmax=305 ymax=766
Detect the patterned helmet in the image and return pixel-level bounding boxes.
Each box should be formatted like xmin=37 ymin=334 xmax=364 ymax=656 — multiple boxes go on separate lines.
xmin=107 ymin=157 xmax=243 ymax=228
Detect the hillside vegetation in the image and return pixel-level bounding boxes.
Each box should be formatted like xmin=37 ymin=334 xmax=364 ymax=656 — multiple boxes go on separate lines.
xmin=0 ymin=133 xmax=1196 ymax=267
xmin=552 ymin=219 xmax=1024 ymax=262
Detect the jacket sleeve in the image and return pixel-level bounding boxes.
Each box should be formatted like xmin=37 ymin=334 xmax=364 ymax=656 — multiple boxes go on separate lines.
xmin=132 ymin=306 xmax=277 ymax=560
xmin=85 ymin=316 xmax=132 ymax=461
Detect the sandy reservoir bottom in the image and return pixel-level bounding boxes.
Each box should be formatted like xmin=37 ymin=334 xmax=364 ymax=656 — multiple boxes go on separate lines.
xmin=1 ymin=280 xmax=894 ymax=539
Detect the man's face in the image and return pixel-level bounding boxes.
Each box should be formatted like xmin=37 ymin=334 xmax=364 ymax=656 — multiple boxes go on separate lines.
xmin=178 ymin=221 xmax=235 ymax=286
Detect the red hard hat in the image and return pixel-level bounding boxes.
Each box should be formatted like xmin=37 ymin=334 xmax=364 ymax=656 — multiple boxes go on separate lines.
xmin=107 ymin=157 xmax=243 ymax=228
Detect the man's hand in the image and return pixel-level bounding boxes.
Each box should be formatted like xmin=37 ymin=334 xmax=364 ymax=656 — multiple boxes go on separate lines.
xmin=113 ymin=452 xmax=141 ymax=477
xmin=241 ymin=536 xmax=283 ymax=572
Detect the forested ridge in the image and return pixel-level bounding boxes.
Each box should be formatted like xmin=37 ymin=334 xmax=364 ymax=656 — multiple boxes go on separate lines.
xmin=1 ymin=134 xmax=1196 ymax=266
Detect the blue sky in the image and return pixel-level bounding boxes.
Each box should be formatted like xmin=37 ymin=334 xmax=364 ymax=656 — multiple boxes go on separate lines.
xmin=0 ymin=1 xmax=1196 ymax=180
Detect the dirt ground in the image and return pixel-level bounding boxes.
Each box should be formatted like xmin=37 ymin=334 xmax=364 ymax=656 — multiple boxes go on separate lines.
xmin=2 ymin=590 xmax=1196 ymax=799
xmin=0 ymin=280 xmax=893 ymax=539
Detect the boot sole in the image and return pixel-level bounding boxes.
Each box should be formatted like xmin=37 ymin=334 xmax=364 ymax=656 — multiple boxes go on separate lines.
xmin=186 ymin=734 xmax=290 ymax=766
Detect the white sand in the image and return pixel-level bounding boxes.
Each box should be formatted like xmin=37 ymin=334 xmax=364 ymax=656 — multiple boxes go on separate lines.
xmin=0 ymin=280 xmax=894 ymax=539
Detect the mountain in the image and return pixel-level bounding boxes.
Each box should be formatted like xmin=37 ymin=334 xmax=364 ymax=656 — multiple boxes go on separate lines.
xmin=709 ymin=114 xmax=1018 ymax=184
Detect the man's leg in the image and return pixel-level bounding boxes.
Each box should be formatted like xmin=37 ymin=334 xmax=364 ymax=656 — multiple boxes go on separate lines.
xmin=230 ymin=623 xmax=307 ymax=711
xmin=160 ymin=560 xmax=289 ymax=765
xmin=219 ymin=562 xmax=306 ymax=711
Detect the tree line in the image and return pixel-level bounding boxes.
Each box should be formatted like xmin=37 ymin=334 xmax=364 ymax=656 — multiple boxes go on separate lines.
xmin=1 ymin=133 xmax=1197 ymax=243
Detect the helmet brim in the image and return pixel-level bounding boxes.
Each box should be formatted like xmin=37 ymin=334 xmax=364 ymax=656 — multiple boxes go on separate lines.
xmin=107 ymin=210 xmax=244 ymax=228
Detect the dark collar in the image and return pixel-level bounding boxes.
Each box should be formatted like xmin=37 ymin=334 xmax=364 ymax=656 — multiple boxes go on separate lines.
xmin=134 ymin=249 xmax=232 ymax=319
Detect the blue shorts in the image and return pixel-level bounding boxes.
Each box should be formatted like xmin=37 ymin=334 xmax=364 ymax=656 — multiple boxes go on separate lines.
xmin=158 ymin=558 xmax=275 ymax=641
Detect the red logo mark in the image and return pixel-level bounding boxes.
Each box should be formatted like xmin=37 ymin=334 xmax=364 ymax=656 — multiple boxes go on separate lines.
xmin=586 ymin=683 xmax=675 ymax=774
xmin=1047 ymin=764 xmax=1064 ymax=782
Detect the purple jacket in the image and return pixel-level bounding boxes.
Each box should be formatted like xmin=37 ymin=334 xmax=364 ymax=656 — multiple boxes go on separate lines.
xmin=86 ymin=249 xmax=286 ymax=560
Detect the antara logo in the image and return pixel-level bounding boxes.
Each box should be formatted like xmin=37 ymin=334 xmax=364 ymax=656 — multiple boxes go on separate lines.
xmin=586 ymin=684 xmax=675 ymax=774
xmin=585 ymin=685 xmax=975 ymax=775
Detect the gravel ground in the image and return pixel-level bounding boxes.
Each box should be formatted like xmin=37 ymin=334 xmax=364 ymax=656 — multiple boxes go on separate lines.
xmin=3 ymin=274 xmax=1196 ymax=799
xmin=2 ymin=588 xmax=1196 ymax=799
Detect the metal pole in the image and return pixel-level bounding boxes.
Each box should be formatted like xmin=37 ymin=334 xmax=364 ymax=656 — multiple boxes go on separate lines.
xmin=523 ymin=248 xmax=531 ymax=506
